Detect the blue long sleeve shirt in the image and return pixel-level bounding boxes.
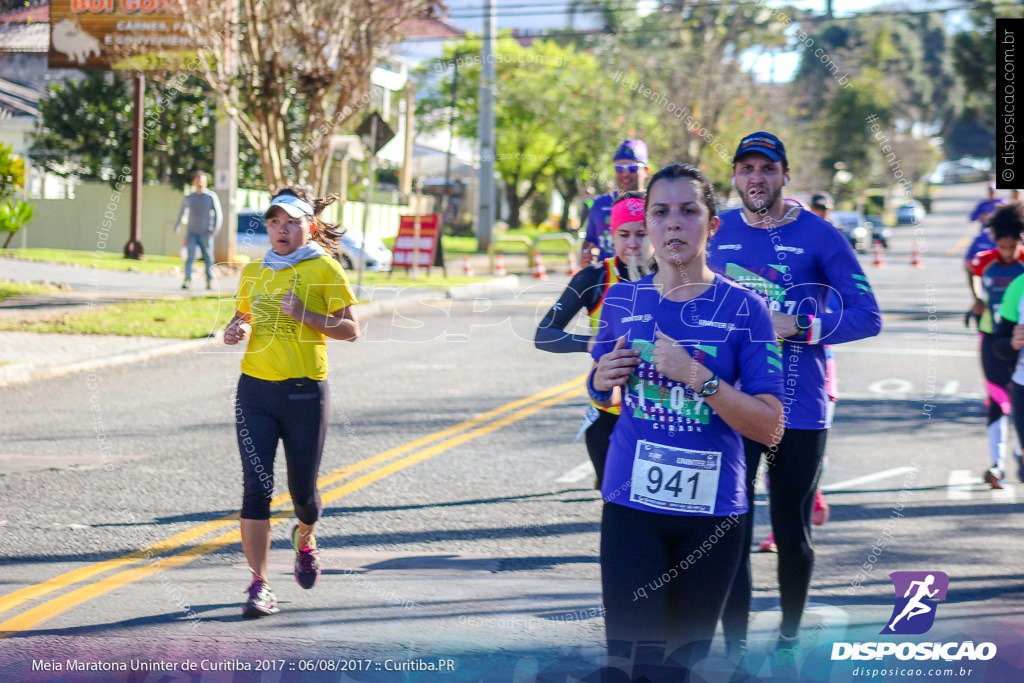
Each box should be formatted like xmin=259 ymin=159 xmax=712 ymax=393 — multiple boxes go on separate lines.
xmin=708 ymin=208 xmax=882 ymax=429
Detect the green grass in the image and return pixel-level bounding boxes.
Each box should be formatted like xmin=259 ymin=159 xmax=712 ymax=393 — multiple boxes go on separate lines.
xmin=353 ymin=271 xmax=493 ymax=288
xmin=0 ymin=279 xmax=61 ymax=302
xmin=384 ymin=228 xmax=547 ymax=255
xmin=1 ymin=248 xmax=184 ymax=274
xmin=0 ymin=296 xmax=234 ymax=338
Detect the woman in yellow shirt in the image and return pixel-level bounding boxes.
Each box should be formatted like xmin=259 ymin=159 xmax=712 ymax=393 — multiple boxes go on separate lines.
xmin=223 ymin=187 xmax=359 ymax=618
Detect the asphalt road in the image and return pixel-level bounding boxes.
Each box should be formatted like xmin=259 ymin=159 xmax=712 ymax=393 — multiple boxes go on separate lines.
xmin=1 ymin=181 xmax=1022 ymax=683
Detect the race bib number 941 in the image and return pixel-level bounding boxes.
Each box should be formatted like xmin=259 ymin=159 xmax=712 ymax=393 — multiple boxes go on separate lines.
xmin=629 ymin=440 xmax=722 ymax=514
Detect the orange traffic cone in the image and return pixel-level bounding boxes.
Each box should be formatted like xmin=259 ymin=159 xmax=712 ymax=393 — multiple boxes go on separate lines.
xmin=566 ymin=250 xmax=579 ymax=275
xmin=532 ymin=252 xmax=548 ymax=280
xmin=493 ymin=253 xmax=507 ymax=277
xmin=462 ymin=255 xmax=474 ymax=276
xmin=872 ymin=240 xmax=885 ymax=268
xmin=909 ymin=241 xmax=924 ymax=268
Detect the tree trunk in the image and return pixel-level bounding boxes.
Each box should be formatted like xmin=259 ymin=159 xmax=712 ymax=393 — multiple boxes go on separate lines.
xmin=505 ymin=182 xmax=522 ymax=230
xmin=3 ymin=230 xmax=18 ymax=249
xmin=558 ymin=188 xmax=578 ymax=232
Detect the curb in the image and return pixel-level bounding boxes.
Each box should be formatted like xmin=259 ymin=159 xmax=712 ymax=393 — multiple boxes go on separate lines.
xmin=0 ymin=276 xmax=523 ymax=388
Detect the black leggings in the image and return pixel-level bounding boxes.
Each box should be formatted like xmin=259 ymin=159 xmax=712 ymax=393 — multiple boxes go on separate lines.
xmin=721 ymin=428 xmax=828 ymax=643
xmin=981 ymin=332 xmax=1013 ymax=426
xmin=601 ymin=502 xmax=744 ymax=680
xmin=584 ymin=409 xmax=618 ymax=488
xmin=235 ymin=374 xmax=329 ymax=523
xmin=1011 ymin=383 xmax=1024 ymax=452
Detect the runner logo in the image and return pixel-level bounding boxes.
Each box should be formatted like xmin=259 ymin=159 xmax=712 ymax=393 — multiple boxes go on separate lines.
xmin=881 ymin=571 xmax=949 ymax=635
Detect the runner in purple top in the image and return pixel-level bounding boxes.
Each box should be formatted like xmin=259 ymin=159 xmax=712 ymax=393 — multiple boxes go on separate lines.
xmin=590 ymin=162 xmax=784 ymax=681
xmin=707 ymin=132 xmax=881 ymax=668
xmin=581 ymin=139 xmax=649 ymax=267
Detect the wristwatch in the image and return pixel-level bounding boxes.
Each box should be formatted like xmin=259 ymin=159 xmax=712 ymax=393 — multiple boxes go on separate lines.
xmin=795 ymin=314 xmax=812 ymax=334
xmin=695 ymin=374 xmax=720 ymax=398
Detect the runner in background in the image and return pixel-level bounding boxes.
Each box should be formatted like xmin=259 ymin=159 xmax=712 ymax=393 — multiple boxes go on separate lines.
xmin=580 ymin=140 xmax=649 ymax=268
xmin=709 ymin=132 xmax=882 ymax=669
xmin=993 ymin=204 xmax=1024 ymax=484
xmin=965 ymin=183 xmax=1008 ymax=299
xmin=970 ymin=204 xmax=1024 ymax=487
xmin=535 ymin=192 xmax=652 ymax=487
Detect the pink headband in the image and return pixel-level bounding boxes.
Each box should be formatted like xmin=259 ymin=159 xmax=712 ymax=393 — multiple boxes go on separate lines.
xmin=610 ymin=197 xmax=646 ymax=235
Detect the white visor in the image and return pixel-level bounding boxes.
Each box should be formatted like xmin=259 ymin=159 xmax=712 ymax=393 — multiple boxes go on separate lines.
xmin=265 ymin=195 xmax=314 ymax=218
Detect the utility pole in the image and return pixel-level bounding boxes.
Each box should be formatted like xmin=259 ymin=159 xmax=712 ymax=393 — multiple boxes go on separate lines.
xmin=476 ymin=0 xmax=497 ymax=251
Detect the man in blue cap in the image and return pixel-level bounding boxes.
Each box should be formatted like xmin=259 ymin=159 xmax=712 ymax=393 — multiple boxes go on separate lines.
xmin=708 ymin=131 xmax=882 ymax=671
xmin=580 ymin=139 xmax=648 ymax=267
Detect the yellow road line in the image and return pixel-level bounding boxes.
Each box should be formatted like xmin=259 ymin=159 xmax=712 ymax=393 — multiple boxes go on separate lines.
xmin=0 ymin=381 xmax=586 ymax=633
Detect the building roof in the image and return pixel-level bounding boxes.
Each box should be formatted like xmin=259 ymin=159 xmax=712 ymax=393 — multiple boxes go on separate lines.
xmin=397 ymin=16 xmax=465 ymax=40
xmin=0 ymin=2 xmax=48 ymax=26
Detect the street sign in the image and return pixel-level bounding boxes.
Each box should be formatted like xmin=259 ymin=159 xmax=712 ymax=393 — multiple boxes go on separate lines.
xmin=391 ymin=215 xmax=440 ymax=269
xmin=356 ymin=112 xmax=396 ymax=155
xmin=48 ymin=0 xmax=200 ymax=70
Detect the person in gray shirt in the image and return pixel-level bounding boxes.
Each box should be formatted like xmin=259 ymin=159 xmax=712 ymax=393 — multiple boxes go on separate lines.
xmin=174 ymin=170 xmax=223 ymax=289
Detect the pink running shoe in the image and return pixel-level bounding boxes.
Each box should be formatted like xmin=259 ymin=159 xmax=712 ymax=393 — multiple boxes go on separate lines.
xmin=812 ymin=488 xmax=830 ymax=526
xmin=758 ymin=534 xmax=777 ymax=553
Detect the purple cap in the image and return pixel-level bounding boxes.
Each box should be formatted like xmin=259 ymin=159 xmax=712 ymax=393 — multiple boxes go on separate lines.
xmin=733 ymin=132 xmax=787 ymax=164
xmin=613 ymin=139 xmax=648 ymax=165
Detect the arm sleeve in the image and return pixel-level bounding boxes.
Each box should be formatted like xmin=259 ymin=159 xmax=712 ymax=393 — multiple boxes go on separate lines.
xmin=320 ymin=261 xmax=359 ymax=312
xmin=535 ymin=267 xmax=602 ymax=353
xmin=735 ymin=293 xmax=785 ymax=400
xmin=813 ymin=229 xmax=883 ymax=345
xmin=584 ymin=197 xmax=603 ymax=245
xmin=173 ymin=197 xmax=187 ymax=231
xmin=210 ymin=191 xmax=223 ymax=235
xmin=970 ymin=203 xmax=983 ymax=222
xmin=235 ymin=265 xmax=256 ymax=315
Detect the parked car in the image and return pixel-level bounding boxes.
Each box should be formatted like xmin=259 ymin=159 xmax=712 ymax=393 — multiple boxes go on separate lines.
xmin=235 ymin=211 xmax=393 ymax=272
xmin=338 ymin=230 xmax=392 ymax=272
xmin=867 ymin=217 xmax=892 ymax=249
xmin=831 ymin=210 xmax=872 ymax=253
xmin=896 ymin=200 xmax=925 ymax=226
xmin=236 ymin=209 xmax=269 ymax=258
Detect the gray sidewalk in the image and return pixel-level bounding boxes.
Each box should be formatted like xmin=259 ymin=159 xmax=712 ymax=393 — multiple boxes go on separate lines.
xmin=0 ymin=256 xmax=527 ymax=387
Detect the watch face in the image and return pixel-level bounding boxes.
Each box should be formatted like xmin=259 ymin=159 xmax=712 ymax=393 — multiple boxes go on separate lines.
xmin=797 ymin=314 xmax=810 ymax=331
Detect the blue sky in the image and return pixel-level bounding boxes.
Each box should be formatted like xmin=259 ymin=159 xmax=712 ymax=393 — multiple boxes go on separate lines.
xmin=439 ymin=0 xmax=934 ymax=83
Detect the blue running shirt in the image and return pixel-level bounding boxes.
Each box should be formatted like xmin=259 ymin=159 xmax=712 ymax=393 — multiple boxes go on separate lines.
xmin=591 ymin=275 xmax=784 ymax=516
xmin=708 ymin=208 xmax=882 ymax=429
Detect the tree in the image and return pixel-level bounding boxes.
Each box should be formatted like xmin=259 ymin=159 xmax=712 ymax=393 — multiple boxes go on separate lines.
xmin=591 ymin=0 xmax=789 ymax=193
xmin=29 ymin=72 xmax=260 ymax=189
xmin=0 ymin=143 xmax=33 ymax=249
xmin=417 ymin=36 xmax=645 ymax=230
xmin=171 ymin=0 xmax=442 ymax=193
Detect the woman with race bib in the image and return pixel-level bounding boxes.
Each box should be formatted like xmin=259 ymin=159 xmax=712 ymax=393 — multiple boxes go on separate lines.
xmin=589 ymin=163 xmax=784 ymax=680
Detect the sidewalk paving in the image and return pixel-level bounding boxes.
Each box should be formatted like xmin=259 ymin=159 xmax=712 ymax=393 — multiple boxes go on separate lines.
xmin=0 ymin=255 xmax=530 ymax=387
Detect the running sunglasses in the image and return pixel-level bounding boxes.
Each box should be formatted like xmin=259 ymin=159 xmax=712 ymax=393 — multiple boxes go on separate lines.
xmin=614 ymin=164 xmax=645 ymax=173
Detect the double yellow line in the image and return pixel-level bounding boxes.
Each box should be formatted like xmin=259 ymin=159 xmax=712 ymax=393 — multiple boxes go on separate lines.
xmin=0 ymin=375 xmax=586 ymax=635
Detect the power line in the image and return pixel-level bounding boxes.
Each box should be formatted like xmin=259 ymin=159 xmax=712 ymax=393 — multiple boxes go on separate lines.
xmin=404 ymin=4 xmax=972 ymax=41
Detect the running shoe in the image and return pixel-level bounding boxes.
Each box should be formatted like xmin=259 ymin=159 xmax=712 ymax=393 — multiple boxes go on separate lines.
xmin=984 ymin=467 xmax=1005 ymax=490
xmin=758 ymin=534 xmax=777 ymax=553
xmin=241 ymin=575 xmax=278 ymax=618
xmin=812 ymin=488 xmax=830 ymax=526
xmin=1015 ymin=452 xmax=1024 ymax=483
xmin=771 ymin=634 xmax=800 ymax=678
xmin=292 ymin=524 xmax=321 ymax=589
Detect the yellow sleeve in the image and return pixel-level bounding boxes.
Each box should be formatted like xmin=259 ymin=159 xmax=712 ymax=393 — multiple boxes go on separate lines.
xmin=318 ymin=258 xmax=358 ymax=313
xmin=235 ymin=263 xmax=260 ymax=315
